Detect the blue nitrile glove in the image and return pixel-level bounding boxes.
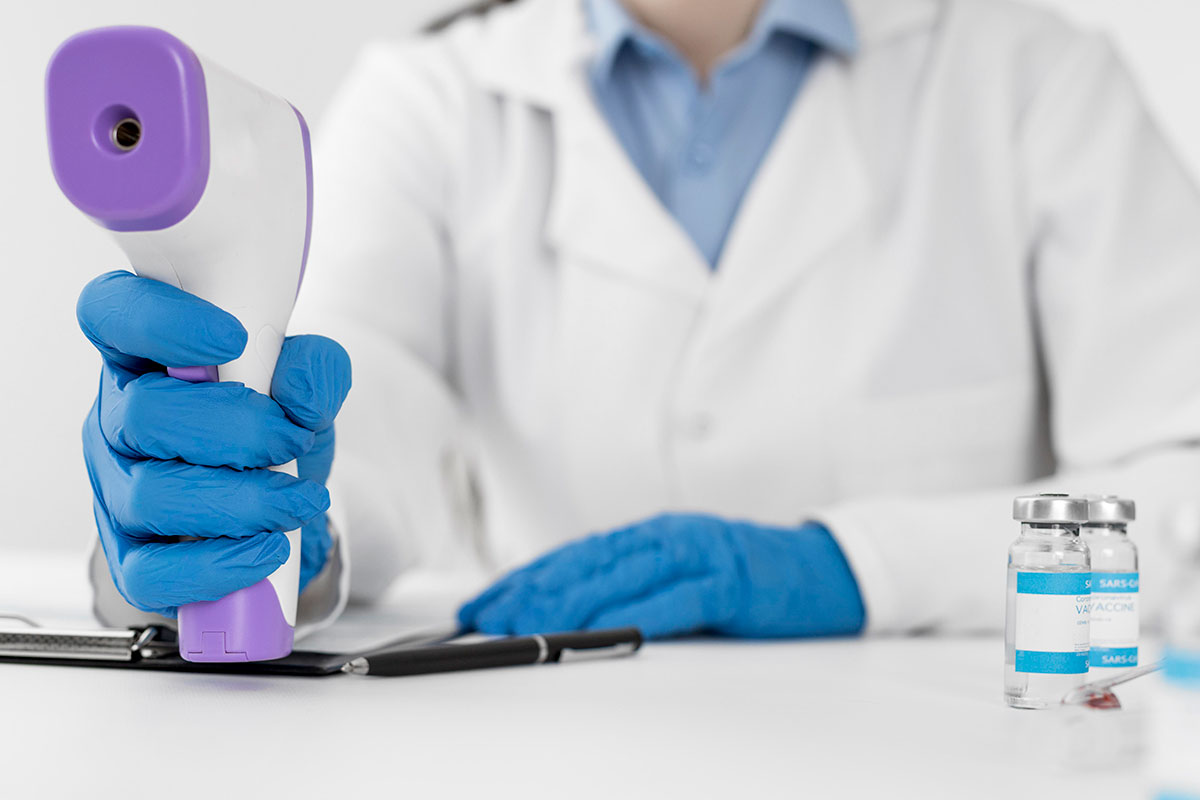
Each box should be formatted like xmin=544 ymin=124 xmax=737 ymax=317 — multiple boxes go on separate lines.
xmin=458 ymin=513 xmax=866 ymax=639
xmin=78 ymin=270 xmax=351 ymax=617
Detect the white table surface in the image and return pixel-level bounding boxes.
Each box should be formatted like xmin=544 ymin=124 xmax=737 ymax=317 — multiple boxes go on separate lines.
xmin=0 ymin=549 xmax=1156 ymax=799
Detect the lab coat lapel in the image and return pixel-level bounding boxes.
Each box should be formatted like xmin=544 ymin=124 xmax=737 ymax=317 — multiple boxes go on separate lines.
xmin=465 ymin=0 xmax=935 ymax=311
xmin=544 ymin=71 xmax=711 ymax=304
xmin=705 ymin=54 xmax=870 ymax=342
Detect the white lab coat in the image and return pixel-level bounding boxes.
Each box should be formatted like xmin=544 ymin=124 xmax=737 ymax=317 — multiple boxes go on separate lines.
xmin=282 ymin=0 xmax=1200 ymax=635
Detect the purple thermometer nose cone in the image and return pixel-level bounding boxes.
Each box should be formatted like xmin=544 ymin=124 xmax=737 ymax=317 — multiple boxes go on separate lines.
xmin=45 ymin=26 xmax=210 ymax=231
xmin=178 ymin=579 xmax=294 ymax=662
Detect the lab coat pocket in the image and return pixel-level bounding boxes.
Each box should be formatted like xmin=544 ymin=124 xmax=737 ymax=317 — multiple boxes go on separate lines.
xmin=832 ymin=380 xmax=1041 ymax=498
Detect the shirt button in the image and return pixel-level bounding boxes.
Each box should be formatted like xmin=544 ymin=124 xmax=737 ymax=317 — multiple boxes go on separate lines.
xmin=688 ymin=142 xmax=715 ymax=169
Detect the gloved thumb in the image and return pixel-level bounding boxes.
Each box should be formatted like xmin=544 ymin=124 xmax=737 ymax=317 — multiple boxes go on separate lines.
xmin=270 ymin=335 xmax=352 ymax=432
xmin=77 ymin=270 xmax=247 ymax=372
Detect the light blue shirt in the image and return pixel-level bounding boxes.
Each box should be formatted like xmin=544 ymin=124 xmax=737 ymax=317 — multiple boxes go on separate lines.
xmin=584 ymin=0 xmax=858 ymax=267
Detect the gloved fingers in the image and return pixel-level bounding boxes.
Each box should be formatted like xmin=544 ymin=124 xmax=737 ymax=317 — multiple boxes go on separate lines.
xmin=525 ymin=523 xmax=716 ymax=597
xmin=105 ymin=458 xmax=329 ymax=539
xmin=116 ymin=533 xmax=291 ymax=614
xmin=459 ymin=580 xmax=528 ymax=634
xmin=456 ymin=550 xmax=576 ymax=629
xmin=298 ymin=512 xmax=333 ymax=593
xmin=100 ymin=368 xmax=315 ymax=468
xmin=455 ymin=569 xmax=529 ymax=627
xmin=500 ymin=547 xmax=709 ymax=635
xmin=296 ymin=425 xmax=337 ymax=487
xmin=77 ymin=271 xmax=247 ymax=373
xmin=457 ymin=536 xmax=604 ymax=629
xmin=574 ymin=514 xmax=733 ymax=584
xmin=460 ymin=542 xmax=700 ymax=633
xmin=270 ymin=335 xmax=352 ymax=432
xmin=584 ymin=575 xmax=727 ymax=639
xmin=458 ymin=527 xmax=667 ymax=628
xmin=471 ymin=580 xmax=550 ymax=634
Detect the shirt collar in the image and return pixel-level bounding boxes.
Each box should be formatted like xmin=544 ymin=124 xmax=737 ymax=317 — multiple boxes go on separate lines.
xmin=585 ymin=0 xmax=859 ymax=81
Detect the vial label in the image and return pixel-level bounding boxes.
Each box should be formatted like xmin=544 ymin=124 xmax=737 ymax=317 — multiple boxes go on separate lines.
xmin=1014 ymin=571 xmax=1091 ymax=674
xmin=1090 ymin=571 xmax=1139 ymax=668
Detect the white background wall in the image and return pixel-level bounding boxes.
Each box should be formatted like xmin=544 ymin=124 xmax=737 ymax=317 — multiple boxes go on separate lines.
xmin=0 ymin=0 xmax=1198 ymax=554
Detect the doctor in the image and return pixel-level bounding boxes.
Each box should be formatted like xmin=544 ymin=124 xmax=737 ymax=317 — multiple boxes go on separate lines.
xmin=83 ymin=0 xmax=1200 ymax=639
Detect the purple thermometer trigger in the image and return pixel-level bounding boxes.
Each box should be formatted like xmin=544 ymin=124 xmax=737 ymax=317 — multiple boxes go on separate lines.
xmin=178 ymin=578 xmax=294 ymax=662
xmin=167 ymin=365 xmax=219 ymax=382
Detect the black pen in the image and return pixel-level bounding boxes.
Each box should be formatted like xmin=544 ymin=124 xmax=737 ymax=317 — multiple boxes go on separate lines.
xmin=341 ymin=627 xmax=643 ymax=677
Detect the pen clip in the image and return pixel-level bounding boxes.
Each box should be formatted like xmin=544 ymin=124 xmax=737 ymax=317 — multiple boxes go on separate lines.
xmin=556 ymin=641 xmax=639 ymax=663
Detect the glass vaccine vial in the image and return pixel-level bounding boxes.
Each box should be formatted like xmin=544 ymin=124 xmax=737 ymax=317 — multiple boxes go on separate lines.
xmin=1005 ymin=494 xmax=1092 ymax=709
xmin=1082 ymin=496 xmax=1138 ymax=673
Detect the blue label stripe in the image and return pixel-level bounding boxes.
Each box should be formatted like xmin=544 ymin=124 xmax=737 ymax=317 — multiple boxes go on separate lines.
xmin=1093 ymin=572 xmax=1139 ymax=593
xmin=1015 ymin=650 xmax=1089 ymax=674
xmin=1016 ymin=572 xmax=1092 ymax=595
xmin=1091 ymin=646 xmax=1137 ymax=667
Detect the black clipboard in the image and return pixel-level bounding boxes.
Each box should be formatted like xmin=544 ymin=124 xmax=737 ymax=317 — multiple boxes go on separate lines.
xmin=0 ymin=624 xmax=455 ymax=677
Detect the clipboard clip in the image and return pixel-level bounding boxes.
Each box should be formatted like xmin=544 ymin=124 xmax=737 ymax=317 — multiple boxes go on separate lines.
xmin=0 ymin=622 xmax=173 ymax=662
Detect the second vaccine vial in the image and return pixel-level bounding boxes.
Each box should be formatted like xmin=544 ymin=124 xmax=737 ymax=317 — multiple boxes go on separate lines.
xmin=1083 ymin=496 xmax=1139 ymax=672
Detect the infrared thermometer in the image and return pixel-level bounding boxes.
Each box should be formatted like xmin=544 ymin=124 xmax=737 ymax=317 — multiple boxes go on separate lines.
xmin=46 ymin=27 xmax=313 ymax=662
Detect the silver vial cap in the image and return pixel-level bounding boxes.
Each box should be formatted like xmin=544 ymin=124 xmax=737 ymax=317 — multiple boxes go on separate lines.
xmin=1013 ymin=493 xmax=1089 ymax=523
xmin=1087 ymin=495 xmax=1136 ymax=524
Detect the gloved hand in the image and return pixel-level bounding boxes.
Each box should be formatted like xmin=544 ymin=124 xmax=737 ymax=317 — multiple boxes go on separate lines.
xmin=458 ymin=513 xmax=866 ymax=639
xmin=78 ymin=270 xmax=351 ymax=617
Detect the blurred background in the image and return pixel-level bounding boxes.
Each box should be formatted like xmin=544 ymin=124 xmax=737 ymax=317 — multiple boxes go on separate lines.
xmin=0 ymin=0 xmax=1197 ymax=555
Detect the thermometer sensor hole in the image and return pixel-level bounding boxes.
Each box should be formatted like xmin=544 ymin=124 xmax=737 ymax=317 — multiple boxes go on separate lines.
xmin=111 ymin=117 xmax=141 ymax=151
